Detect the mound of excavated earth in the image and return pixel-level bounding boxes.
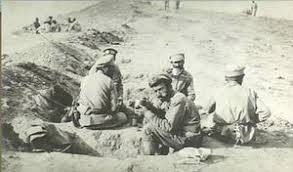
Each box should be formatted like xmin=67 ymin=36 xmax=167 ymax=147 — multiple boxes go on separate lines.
xmin=3 ymin=41 xmax=94 ymax=78
xmin=67 ymin=29 xmax=124 ymax=50
xmin=62 ymin=0 xmax=154 ymax=30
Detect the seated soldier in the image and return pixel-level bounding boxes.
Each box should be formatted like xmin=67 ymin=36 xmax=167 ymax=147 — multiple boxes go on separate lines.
xmin=163 ymin=53 xmax=196 ymax=101
xmin=89 ymin=48 xmax=123 ymax=103
xmin=204 ymin=65 xmax=271 ymax=145
xmin=76 ymin=55 xmax=128 ymax=129
xmin=139 ymin=74 xmax=201 ymax=155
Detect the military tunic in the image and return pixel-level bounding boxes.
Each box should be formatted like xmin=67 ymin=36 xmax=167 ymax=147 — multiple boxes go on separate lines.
xmin=89 ymin=62 xmax=123 ymax=99
xmin=77 ymin=72 xmax=126 ymax=129
xmin=143 ymin=92 xmax=201 ymax=150
xmin=108 ymin=64 xmax=123 ymax=99
xmin=206 ymin=81 xmax=271 ymax=143
xmin=164 ymin=68 xmax=196 ymax=101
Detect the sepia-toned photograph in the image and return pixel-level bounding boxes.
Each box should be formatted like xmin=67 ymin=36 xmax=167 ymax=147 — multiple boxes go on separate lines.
xmin=1 ymin=0 xmax=293 ymax=171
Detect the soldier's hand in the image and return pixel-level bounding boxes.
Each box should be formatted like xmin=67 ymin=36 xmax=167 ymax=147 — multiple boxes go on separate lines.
xmin=139 ymin=98 xmax=154 ymax=110
xmin=134 ymin=105 xmax=147 ymax=117
xmin=118 ymin=97 xmax=123 ymax=105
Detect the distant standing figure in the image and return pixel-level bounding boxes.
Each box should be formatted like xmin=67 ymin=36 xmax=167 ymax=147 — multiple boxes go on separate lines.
xmin=175 ymin=0 xmax=180 ymax=10
xmin=33 ymin=17 xmax=41 ymax=34
xmin=164 ymin=0 xmax=170 ymax=11
xmin=251 ymin=1 xmax=258 ymax=16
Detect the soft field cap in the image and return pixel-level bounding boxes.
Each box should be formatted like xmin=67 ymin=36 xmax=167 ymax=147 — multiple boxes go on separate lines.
xmin=225 ymin=64 xmax=245 ymax=77
xmin=169 ymin=53 xmax=185 ymax=62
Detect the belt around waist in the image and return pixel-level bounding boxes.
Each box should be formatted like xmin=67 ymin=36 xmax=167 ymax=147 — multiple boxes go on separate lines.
xmin=77 ymin=104 xmax=109 ymax=115
xmin=80 ymin=113 xmax=113 ymax=126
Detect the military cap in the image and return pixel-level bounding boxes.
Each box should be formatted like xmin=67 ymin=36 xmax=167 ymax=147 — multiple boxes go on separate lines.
xmin=103 ymin=48 xmax=118 ymax=56
xmin=169 ymin=53 xmax=185 ymax=62
xmin=225 ymin=64 xmax=245 ymax=77
xmin=95 ymin=55 xmax=114 ymax=69
xmin=149 ymin=74 xmax=172 ymax=87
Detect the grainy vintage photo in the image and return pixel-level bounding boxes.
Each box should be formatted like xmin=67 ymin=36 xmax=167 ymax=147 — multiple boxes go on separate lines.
xmin=1 ymin=0 xmax=293 ymax=171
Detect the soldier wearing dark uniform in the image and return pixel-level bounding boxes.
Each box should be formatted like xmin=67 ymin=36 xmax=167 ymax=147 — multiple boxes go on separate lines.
xmin=175 ymin=0 xmax=180 ymax=10
xmin=251 ymin=1 xmax=258 ymax=16
xmin=164 ymin=0 xmax=170 ymax=11
xmin=138 ymin=74 xmax=201 ymax=155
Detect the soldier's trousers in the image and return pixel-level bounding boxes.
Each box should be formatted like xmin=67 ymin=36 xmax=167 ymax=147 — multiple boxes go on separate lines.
xmin=143 ymin=123 xmax=202 ymax=151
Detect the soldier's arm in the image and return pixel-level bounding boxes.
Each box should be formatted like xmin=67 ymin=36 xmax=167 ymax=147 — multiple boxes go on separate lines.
xmin=117 ymin=72 xmax=123 ymax=99
xmin=203 ymin=97 xmax=216 ymax=114
xmin=187 ymin=76 xmax=196 ymax=101
xmin=254 ymin=92 xmax=271 ymax=122
xmin=110 ymin=80 xmax=118 ymax=113
xmin=88 ymin=61 xmax=98 ymax=75
xmin=112 ymin=67 xmax=123 ymax=99
xmin=148 ymin=96 xmax=185 ymax=132
xmin=141 ymin=98 xmax=165 ymax=118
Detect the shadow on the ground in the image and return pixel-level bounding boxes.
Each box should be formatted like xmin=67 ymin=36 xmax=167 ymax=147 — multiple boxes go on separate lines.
xmin=201 ymin=128 xmax=293 ymax=149
xmin=205 ymin=155 xmax=226 ymax=165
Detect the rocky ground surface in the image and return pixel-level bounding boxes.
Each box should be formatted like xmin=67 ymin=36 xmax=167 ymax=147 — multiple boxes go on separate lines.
xmin=2 ymin=0 xmax=293 ymax=171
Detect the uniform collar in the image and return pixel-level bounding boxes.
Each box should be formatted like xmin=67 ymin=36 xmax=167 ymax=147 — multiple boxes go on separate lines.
xmin=170 ymin=68 xmax=186 ymax=76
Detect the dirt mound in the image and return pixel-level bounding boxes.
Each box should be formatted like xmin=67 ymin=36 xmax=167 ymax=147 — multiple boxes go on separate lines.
xmin=63 ymin=0 xmax=153 ymax=30
xmin=68 ymin=28 xmax=124 ymax=50
xmin=56 ymin=124 xmax=144 ymax=158
xmin=2 ymin=62 xmax=80 ymax=123
xmin=259 ymin=117 xmax=293 ymax=130
xmin=4 ymin=41 xmax=94 ymax=78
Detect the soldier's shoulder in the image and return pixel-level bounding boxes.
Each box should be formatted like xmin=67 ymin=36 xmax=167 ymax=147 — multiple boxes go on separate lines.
xmin=182 ymin=69 xmax=193 ymax=78
xmin=98 ymin=73 xmax=112 ymax=83
xmin=112 ymin=64 xmax=121 ymax=71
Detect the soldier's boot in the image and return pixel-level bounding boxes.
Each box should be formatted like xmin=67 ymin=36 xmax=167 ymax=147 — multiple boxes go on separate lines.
xmin=142 ymin=139 xmax=158 ymax=155
xmin=158 ymin=144 xmax=169 ymax=155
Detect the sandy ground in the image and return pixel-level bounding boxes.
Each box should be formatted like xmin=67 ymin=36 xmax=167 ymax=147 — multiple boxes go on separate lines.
xmin=2 ymin=0 xmax=293 ymax=171
xmin=2 ymin=148 xmax=293 ymax=172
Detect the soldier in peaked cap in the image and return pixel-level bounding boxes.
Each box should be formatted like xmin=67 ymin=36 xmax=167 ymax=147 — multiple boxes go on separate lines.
xmin=137 ymin=73 xmax=201 ymax=155
xmin=25 ymin=56 xmax=127 ymax=152
xmin=77 ymin=55 xmax=127 ymax=129
xmin=89 ymin=48 xmax=124 ymax=104
xmin=163 ymin=53 xmax=196 ymax=101
xmin=204 ymin=65 xmax=271 ymax=145
xmin=103 ymin=48 xmax=118 ymax=57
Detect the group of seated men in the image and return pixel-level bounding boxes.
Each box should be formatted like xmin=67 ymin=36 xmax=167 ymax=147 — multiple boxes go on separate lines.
xmin=70 ymin=48 xmax=271 ymax=155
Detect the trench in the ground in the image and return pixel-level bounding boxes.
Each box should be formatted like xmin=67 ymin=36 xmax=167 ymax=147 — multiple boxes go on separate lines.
xmin=1 ymin=61 xmax=145 ymax=158
xmin=3 ymin=27 xmax=293 ymax=159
